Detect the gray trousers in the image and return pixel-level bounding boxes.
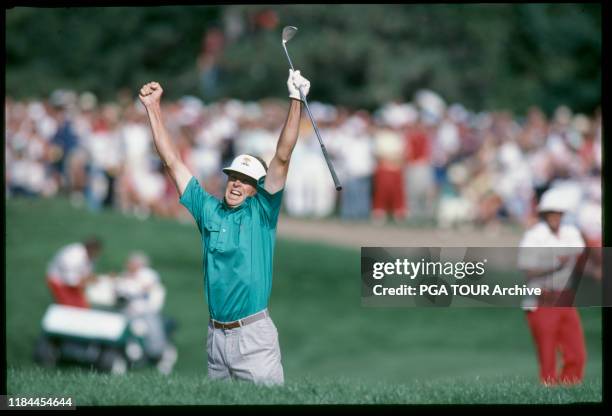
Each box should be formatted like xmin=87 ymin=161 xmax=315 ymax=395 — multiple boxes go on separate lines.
xmin=404 ymin=164 xmax=435 ymax=218
xmin=125 ymin=310 xmax=168 ymax=361
xmin=140 ymin=313 xmax=167 ymax=359
xmin=207 ymin=314 xmax=284 ymax=385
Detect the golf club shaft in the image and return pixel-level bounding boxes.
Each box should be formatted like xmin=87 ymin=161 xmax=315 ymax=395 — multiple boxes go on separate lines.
xmin=300 ymin=96 xmax=342 ymax=191
xmin=282 ymin=43 xmax=342 ymax=191
xmin=282 ymin=43 xmax=295 ymax=71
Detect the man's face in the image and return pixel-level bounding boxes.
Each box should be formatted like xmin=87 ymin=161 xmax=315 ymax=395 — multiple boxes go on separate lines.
xmin=224 ymin=172 xmax=257 ymax=207
xmin=126 ymin=259 xmax=141 ymax=275
xmin=543 ymin=211 xmax=563 ymax=233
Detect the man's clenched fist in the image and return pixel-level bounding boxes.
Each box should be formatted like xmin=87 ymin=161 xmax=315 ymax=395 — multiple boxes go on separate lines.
xmin=139 ymin=82 xmax=163 ymax=108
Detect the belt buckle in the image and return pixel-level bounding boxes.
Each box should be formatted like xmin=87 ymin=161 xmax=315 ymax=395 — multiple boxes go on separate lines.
xmin=218 ymin=320 xmax=239 ymax=329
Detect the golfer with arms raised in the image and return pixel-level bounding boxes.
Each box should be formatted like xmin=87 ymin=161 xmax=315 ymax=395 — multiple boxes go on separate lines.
xmin=138 ymin=69 xmax=310 ymax=385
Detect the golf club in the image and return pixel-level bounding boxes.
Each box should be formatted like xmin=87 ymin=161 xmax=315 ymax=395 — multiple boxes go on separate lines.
xmin=282 ymin=26 xmax=342 ymax=191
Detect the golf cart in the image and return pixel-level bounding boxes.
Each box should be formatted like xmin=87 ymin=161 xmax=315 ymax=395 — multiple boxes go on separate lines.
xmin=33 ymin=275 xmax=178 ymax=374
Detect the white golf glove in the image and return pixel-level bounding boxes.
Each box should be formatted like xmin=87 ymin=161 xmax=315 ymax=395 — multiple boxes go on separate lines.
xmin=287 ymin=69 xmax=311 ymax=101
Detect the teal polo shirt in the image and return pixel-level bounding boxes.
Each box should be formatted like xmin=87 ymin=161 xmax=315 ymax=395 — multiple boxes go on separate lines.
xmin=179 ymin=176 xmax=283 ymax=322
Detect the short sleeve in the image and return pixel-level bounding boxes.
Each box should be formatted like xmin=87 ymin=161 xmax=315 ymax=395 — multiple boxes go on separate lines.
xmin=179 ymin=176 xmax=214 ymax=232
xmin=566 ymin=226 xmax=586 ymax=249
xmin=139 ymin=268 xmax=161 ymax=286
xmin=254 ymin=179 xmax=284 ymax=227
xmin=59 ymin=265 xmax=83 ymax=286
xmin=561 ymin=226 xmax=586 ymax=257
xmin=517 ymin=231 xmax=541 ymax=270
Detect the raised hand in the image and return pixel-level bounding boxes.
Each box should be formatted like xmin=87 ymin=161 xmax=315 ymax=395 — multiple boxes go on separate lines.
xmin=139 ymin=82 xmax=163 ymax=108
xmin=287 ymin=69 xmax=310 ymax=101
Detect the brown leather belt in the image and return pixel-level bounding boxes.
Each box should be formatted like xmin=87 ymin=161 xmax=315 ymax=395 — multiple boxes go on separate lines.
xmin=211 ymin=309 xmax=269 ymax=329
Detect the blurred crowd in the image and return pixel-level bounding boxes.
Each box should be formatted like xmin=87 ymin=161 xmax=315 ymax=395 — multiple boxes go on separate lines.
xmin=5 ymin=89 xmax=602 ymax=238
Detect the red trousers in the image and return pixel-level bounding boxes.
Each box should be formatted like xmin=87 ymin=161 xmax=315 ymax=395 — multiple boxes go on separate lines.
xmin=526 ymin=307 xmax=586 ymax=385
xmin=372 ymin=164 xmax=406 ymax=217
xmin=46 ymin=277 xmax=89 ymax=308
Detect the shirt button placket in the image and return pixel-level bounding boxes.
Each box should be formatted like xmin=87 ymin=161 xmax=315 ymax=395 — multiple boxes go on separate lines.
xmin=219 ymin=219 xmax=227 ymax=249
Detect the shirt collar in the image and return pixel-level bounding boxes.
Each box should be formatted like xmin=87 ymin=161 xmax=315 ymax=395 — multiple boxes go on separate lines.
xmin=222 ymin=196 xmax=250 ymax=212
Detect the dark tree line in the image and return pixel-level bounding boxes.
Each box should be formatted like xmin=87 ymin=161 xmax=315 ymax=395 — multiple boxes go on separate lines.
xmin=6 ymin=4 xmax=601 ymax=116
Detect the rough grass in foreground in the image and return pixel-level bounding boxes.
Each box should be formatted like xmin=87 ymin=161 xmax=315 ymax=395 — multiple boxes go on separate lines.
xmin=7 ymin=367 xmax=602 ymax=405
xmin=6 ymin=197 xmax=603 ymax=404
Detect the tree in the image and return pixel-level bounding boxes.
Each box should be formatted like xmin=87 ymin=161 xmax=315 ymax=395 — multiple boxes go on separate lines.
xmin=6 ymin=5 xmax=601 ymax=115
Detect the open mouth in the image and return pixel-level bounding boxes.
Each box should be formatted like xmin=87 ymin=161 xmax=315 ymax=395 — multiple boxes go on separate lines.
xmin=230 ymin=190 xmax=241 ymax=197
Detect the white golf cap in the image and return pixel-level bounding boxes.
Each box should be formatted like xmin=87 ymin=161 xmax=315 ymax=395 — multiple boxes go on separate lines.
xmin=538 ymin=188 xmax=568 ymax=213
xmin=222 ymin=154 xmax=267 ymax=182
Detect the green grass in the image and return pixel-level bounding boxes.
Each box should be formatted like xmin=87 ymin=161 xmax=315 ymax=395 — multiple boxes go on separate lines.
xmin=6 ymin=367 xmax=602 ymax=405
xmin=5 ymin=197 xmax=603 ymax=404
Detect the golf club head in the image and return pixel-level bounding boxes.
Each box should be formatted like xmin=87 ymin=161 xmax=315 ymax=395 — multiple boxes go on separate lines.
xmin=282 ymin=26 xmax=298 ymax=43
